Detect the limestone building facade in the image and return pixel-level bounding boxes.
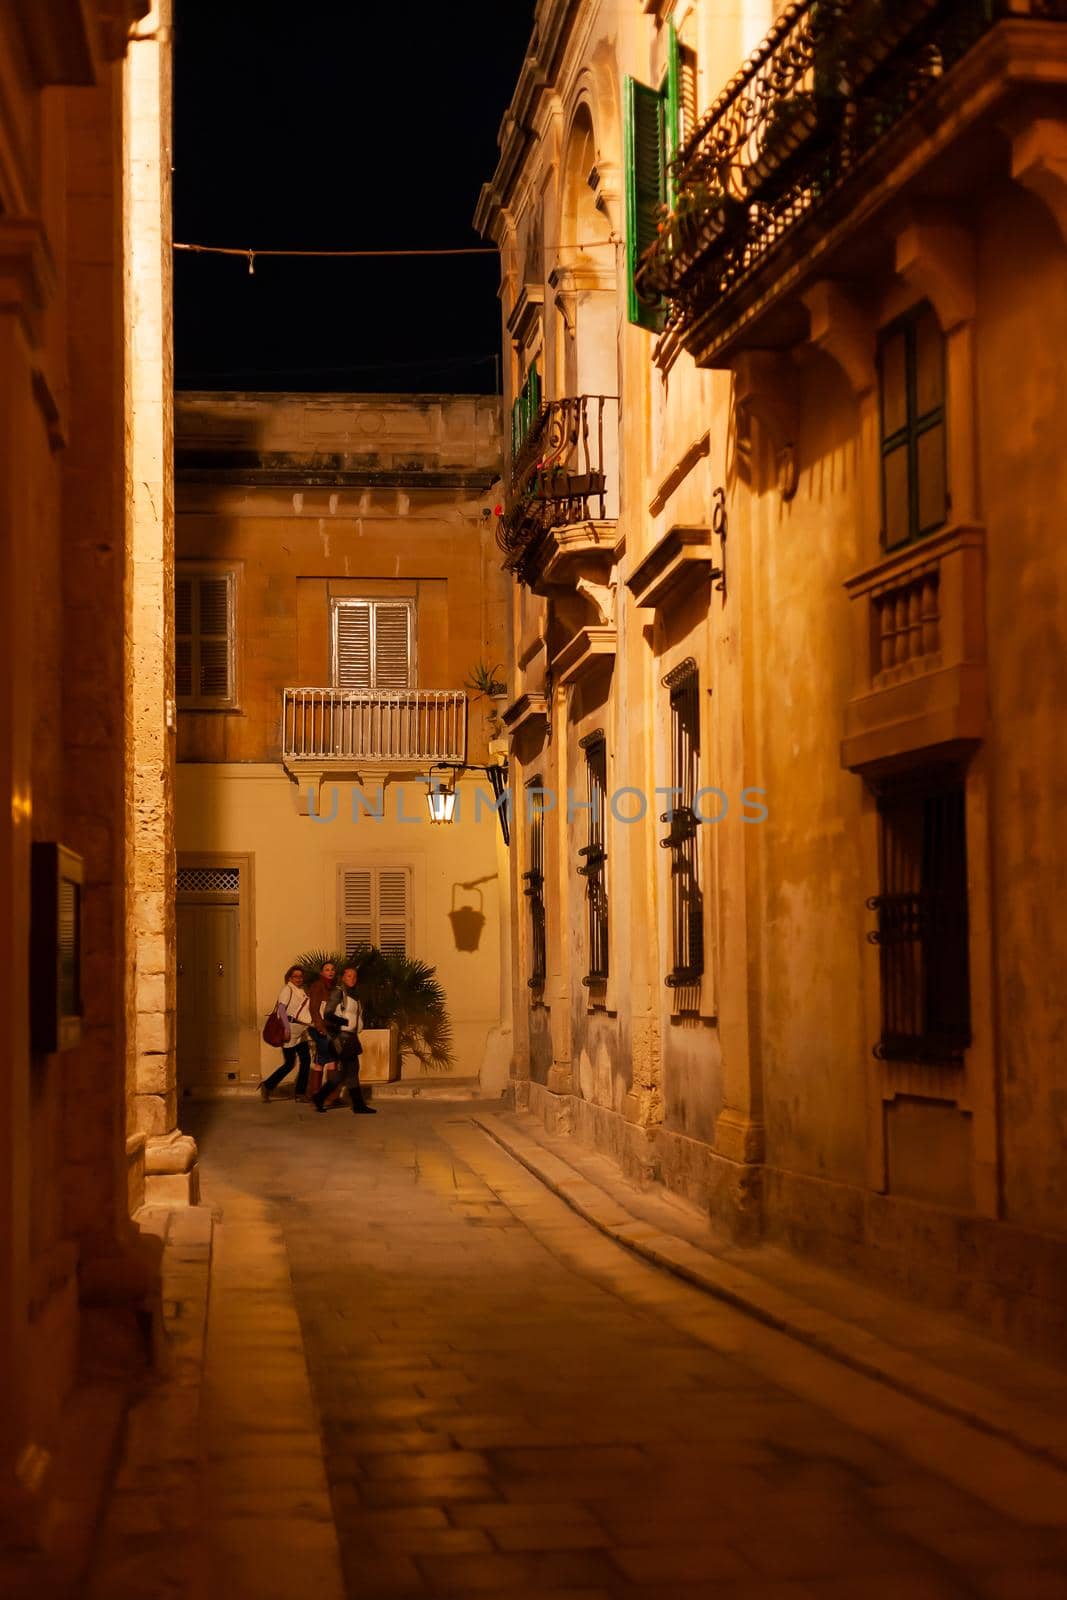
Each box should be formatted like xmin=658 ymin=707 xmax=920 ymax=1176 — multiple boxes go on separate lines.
xmin=477 ymin=0 xmax=1067 ymax=1354
xmin=174 ymin=392 xmax=512 ymax=1092
xmin=1 ymin=0 xmax=196 ymax=1561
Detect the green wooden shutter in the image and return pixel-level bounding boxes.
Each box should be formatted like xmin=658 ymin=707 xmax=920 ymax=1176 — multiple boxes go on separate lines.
xmin=665 ymin=22 xmax=681 ymax=204
xmin=624 ymin=76 xmax=666 ymax=333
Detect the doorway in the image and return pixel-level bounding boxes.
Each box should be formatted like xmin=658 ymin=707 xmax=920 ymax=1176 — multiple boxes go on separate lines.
xmin=176 ymin=862 xmax=243 ymax=1091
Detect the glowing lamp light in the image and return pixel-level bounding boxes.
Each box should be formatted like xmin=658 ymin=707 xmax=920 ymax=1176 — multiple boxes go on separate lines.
xmin=426 ymin=772 xmax=457 ymax=825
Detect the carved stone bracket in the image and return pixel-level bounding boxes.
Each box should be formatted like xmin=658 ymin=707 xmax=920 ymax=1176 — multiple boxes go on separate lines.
xmin=732 ymin=351 xmax=799 ymax=500
xmin=587 ymin=159 xmax=622 ymax=237
xmin=574 ymin=574 xmax=616 ymax=626
xmin=1010 ymin=116 xmax=1067 ymax=250
xmin=893 ymin=213 xmax=976 ymax=331
xmin=802 ymin=280 xmax=876 ymax=397
xmin=549 ymin=252 xmax=616 ymax=339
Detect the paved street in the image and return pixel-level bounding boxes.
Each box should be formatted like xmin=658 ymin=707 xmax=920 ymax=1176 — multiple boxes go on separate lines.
xmin=178 ymin=1096 xmax=1067 ymax=1600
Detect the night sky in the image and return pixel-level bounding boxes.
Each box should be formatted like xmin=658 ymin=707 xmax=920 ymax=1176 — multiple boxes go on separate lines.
xmin=173 ymin=1 xmax=535 ymax=394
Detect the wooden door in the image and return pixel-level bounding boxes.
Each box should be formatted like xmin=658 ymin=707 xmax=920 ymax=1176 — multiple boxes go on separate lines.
xmin=177 ymin=902 xmax=240 ymax=1088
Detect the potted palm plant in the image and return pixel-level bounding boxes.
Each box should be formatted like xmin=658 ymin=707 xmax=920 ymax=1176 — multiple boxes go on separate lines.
xmin=295 ymin=946 xmax=455 ymax=1080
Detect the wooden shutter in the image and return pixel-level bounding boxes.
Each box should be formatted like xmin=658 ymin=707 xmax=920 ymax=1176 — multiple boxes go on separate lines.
xmin=624 ymin=75 xmax=666 ymax=333
xmin=197 ymin=576 xmax=232 ymax=699
xmin=334 ymin=602 xmax=373 ymax=689
xmin=373 ymin=604 xmax=413 ymax=689
xmin=175 ymin=570 xmax=234 ymax=706
xmin=334 ymin=600 xmax=413 ymax=689
xmin=340 ymin=867 xmax=374 ymax=955
xmin=377 ymin=869 xmax=410 ymax=956
xmin=665 ymin=22 xmax=681 ymax=199
xmin=339 ymin=865 xmax=410 ymax=957
xmin=175 ymin=576 xmax=194 ymax=699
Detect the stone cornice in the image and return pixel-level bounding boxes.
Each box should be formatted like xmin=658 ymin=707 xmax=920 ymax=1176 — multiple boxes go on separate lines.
xmin=473 ymin=0 xmax=585 ymax=238
xmin=175 ymin=459 xmax=499 ymax=493
xmin=626 ymin=525 xmax=719 ymax=611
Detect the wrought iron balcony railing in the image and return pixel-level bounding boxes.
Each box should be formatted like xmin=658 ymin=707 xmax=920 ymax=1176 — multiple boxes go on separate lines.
xmin=497 ymin=395 xmax=618 ymax=583
xmin=282 ymin=688 xmax=467 ymax=764
xmin=637 ymin=0 xmax=1067 ymax=359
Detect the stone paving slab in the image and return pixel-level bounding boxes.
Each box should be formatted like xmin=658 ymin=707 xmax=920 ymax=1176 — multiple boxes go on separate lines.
xmin=475 ymin=1108 xmax=1067 ymax=1474
xmin=144 ymin=1097 xmax=1067 ymax=1600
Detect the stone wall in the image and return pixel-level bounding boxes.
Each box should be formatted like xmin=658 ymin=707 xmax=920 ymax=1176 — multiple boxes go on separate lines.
xmin=480 ymin=0 xmax=1067 ymax=1356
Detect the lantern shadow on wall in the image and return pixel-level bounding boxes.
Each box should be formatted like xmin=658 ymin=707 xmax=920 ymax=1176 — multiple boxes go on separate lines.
xmin=448 ymin=876 xmax=496 ymax=952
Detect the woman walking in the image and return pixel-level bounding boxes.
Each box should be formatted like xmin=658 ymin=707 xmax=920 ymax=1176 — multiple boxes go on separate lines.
xmin=306 ymin=959 xmax=338 ymax=1099
xmin=259 ymin=964 xmax=314 ymax=1101
xmin=312 ymin=964 xmax=376 ymax=1115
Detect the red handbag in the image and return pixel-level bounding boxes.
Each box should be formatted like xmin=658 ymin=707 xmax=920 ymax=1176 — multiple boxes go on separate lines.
xmin=262 ymin=1006 xmax=288 ymax=1048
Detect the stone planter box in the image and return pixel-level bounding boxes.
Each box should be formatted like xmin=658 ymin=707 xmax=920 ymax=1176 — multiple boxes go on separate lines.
xmin=359 ymin=1025 xmax=400 ymax=1084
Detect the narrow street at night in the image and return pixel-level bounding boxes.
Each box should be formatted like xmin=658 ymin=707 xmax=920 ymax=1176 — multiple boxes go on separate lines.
xmin=88 ymin=1097 xmax=1067 ymax=1600
xmin=6 ymin=1 xmax=1067 ymax=1591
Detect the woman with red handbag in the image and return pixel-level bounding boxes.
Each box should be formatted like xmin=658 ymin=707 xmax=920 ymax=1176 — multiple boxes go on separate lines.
xmin=259 ymin=965 xmax=314 ymax=1101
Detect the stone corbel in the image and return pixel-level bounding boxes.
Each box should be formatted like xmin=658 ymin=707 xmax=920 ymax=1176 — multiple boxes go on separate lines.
xmin=588 ymin=160 xmax=622 ymax=237
xmin=574 ymin=574 xmax=616 ymax=626
xmin=1009 ymin=117 xmax=1067 ymax=250
xmin=732 ymin=351 xmax=799 ymax=500
xmin=893 ymin=212 xmax=976 ymax=331
xmin=802 ymin=280 xmax=876 ymax=397
xmin=549 ymin=263 xmax=577 ymax=339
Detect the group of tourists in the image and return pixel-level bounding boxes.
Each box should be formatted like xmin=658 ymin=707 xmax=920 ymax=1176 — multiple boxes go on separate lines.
xmin=260 ymin=960 xmax=376 ymax=1116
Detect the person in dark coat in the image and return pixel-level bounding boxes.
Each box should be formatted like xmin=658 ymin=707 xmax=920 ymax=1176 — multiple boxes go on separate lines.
xmin=312 ymin=964 xmax=376 ymax=1115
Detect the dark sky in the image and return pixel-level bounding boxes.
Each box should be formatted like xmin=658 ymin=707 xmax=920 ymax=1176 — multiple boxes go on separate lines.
xmin=173 ymin=1 xmax=535 ymax=394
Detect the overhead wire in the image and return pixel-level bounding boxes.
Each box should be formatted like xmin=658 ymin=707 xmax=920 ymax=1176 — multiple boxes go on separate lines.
xmin=173 ymin=240 xmax=617 ymax=272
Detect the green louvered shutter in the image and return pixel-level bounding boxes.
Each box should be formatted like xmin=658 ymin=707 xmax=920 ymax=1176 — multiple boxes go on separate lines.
xmin=666 ymin=23 xmax=682 ymax=203
xmin=625 ymin=76 xmax=666 ymax=333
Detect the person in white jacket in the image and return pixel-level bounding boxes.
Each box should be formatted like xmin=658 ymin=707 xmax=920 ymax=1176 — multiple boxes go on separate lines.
xmin=259 ymin=965 xmax=314 ymax=1101
xmin=312 ymin=964 xmax=376 ymax=1115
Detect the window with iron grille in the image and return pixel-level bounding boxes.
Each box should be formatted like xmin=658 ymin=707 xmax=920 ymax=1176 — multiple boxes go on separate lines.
xmin=661 ymin=659 xmax=703 ymax=987
xmin=176 ymin=568 xmax=237 ymax=708
xmin=578 ymin=733 xmax=608 ymax=986
xmin=868 ymin=771 xmax=971 ymax=1064
xmin=331 ymin=598 xmax=415 ymax=691
xmin=879 ymin=302 xmax=947 ymax=549
xmin=524 ymin=778 xmax=547 ymax=991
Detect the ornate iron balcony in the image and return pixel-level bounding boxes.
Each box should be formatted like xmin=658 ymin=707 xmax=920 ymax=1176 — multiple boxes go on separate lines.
xmin=637 ymin=0 xmax=1067 ymax=359
xmin=498 ymin=395 xmax=617 ymax=584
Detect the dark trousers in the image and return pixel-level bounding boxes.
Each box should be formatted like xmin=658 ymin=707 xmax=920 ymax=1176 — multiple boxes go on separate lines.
xmin=314 ymin=1039 xmax=368 ymax=1112
xmin=262 ymin=1036 xmax=311 ymax=1095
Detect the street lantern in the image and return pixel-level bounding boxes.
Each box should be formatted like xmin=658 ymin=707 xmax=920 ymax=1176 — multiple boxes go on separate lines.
xmin=425 ymin=769 xmax=457 ymax=824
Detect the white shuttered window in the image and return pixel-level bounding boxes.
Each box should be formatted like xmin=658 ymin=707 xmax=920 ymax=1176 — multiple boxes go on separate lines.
xmin=338 ymin=865 xmax=412 ymax=957
xmin=332 ymin=599 xmax=415 ymax=690
xmin=176 ymin=569 xmax=237 ymax=707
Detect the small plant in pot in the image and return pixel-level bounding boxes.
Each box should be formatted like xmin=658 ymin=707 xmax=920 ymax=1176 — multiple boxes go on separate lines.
xmin=295 ymin=946 xmax=455 ymax=1071
xmin=465 ymin=659 xmax=508 ymax=734
xmin=464 ymin=660 xmax=508 ymax=700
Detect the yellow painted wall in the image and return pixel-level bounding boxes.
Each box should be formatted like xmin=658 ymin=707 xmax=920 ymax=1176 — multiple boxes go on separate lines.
xmin=176 ymin=768 xmax=506 ymax=1081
